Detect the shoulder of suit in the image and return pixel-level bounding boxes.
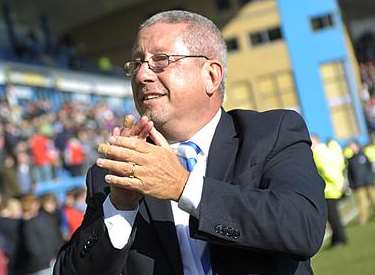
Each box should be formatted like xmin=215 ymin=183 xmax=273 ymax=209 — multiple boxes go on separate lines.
xmin=227 ymin=108 xmax=301 ymax=119
xmin=227 ymin=108 xmax=303 ymax=130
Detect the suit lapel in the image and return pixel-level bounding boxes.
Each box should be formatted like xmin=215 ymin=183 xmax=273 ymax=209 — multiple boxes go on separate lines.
xmin=204 ymin=110 xmax=239 ymax=275
xmin=206 ymin=110 xmax=239 ymax=181
xmin=143 ymin=197 xmax=184 ymax=275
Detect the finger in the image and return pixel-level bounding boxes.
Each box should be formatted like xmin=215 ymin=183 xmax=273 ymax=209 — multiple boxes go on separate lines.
xmin=123 ymin=115 xmax=136 ymax=128
xmin=97 ymin=143 xmax=144 ymax=163
xmin=120 ymin=115 xmax=136 ymax=136
xmin=105 ymin=174 xmax=143 ymax=192
xmin=138 ymin=120 xmax=153 ymax=139
xmin=112 ymin=127 xmax=121 ymax=136
xmin=96 ymin=158 xmax=135 ymax=177
xmin=120 ymin=115 xmax=149 ymax=137
xmin=149 ymin=128 xmax=170 ymax=149
xmin=128 ymin=116 xmax=149 ymax=136
xmin=108 ymin=136 xmax=153 ymax=153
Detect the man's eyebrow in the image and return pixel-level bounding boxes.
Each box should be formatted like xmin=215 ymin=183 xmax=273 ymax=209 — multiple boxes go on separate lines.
xmin=132 ymin=50 xmax=143 ymax=57
xmin=132 ymin=49 xmax=169 ymax=59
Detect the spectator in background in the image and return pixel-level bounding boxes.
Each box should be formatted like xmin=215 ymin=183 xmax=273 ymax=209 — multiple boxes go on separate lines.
xmin=364 ymin=140 xmax=375 ymax=171
xmin=98 ymin=56 xmax=113 ymax=73
xmin=0 ymin=155 xmax=20 ymax=197
xmin=21 ymin=194 xmax=63 ymax=275
xmin=55 ymin=33 xmax=79 ymax=69
xmin=16 ymin=152 xmax=33 ymax=194
xmin=73 ymin=187 xmax=86 ymax=213
xmin=54 ymin=122 xmax=73 ymax=156
xmin=29 ymin=128 xmax=53 ymax=183
xmin=347 ymin=141 xmax=375 ymax=225
xmin=3 ymin=122 xmax=20 ymax=156
xmin=64 ymin=137 xmax=85 ymax=177
xmin=39 ymin=193 xmax=64 ymax=231
xmin=0 ymin=240 xmax=7 ymax=275
xmin=0 ymin=197 xmax=22 ymax=275
xmin=327 ymin=138 xmax=346 ymax=173
xmin=327 ymin=138 xmax=349 ymax=197
xmin=24 ymin=30 xmax=43 ymax=62
xmin=0 ymin=125 xmax=5 ymax=168
xmin=311 ymin=135 xmax=347 ymax=248
xmin=62 ymin=188 xmax=85 ymax=240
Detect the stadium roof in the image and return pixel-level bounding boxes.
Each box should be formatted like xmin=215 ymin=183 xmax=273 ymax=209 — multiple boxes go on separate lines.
xmin=4 ymin=0 xmax=143 ymax=34
xmin=4 ymin=0 xmax=373 ymax=35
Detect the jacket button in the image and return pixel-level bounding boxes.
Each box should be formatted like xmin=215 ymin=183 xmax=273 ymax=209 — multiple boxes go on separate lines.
xmin=215 ymin=224 xmax=223 ymax=233
xmin=233 ymin=230 xmax=240 ymax=238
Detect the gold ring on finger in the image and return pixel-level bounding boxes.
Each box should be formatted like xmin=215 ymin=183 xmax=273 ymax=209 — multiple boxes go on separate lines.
xmin=129 ymin=162 xmax=136 ymax=178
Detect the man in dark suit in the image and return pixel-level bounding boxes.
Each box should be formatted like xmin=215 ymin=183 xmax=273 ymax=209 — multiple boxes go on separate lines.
xmin=53 ymin=10 xmax=327 ymax=275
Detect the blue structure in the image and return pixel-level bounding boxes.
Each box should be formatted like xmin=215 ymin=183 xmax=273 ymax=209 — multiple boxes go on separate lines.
xmin=35 ymin=176 xmax=86 ymax=203
xmin=277 ymin=0 xmax=368 ymax=144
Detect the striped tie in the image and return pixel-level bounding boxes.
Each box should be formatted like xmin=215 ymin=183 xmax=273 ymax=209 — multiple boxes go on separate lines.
xmin=177 ymin=141 xmax=201 ymax=172
xmin=177 ymin=141 xmax=211 ymax=275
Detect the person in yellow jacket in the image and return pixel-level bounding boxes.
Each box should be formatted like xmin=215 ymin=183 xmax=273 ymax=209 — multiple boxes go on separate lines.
xmin=364 ymin=142 xmax=375 ymax=170
xmin=327 ymin=138 xmax=346 ymax=173
xmin=311 ymin=135 xmax=347 ymax=247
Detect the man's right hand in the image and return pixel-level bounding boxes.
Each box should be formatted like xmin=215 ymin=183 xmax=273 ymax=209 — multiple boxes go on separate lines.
xmin=104 ymin=115 xmax=153 ymax=210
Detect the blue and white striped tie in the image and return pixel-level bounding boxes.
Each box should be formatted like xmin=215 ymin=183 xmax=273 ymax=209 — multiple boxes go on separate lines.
xmin=177 ymin=141 xmax=201 ymax=172
xmin=177 ymin=141 xmax=211 ymax=275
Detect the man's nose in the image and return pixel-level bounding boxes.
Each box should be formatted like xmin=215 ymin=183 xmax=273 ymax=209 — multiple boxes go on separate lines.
xmin=134 ymin=61 xmax=156 ymax=83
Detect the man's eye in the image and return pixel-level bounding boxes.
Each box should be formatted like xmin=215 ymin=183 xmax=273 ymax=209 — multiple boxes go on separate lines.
xmin=152 ymin=55 xmax=168 ymax=62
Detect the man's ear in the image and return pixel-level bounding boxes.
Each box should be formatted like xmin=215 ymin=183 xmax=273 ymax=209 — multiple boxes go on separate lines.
xmin=203 ymin=60 xmax=224 ymax=96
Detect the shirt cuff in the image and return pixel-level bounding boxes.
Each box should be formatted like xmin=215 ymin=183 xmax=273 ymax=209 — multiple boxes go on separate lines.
xmin=178 ymin=171 xmax=204 ymax=218
xmin=103 ymin=195 xmax=138 ymax=249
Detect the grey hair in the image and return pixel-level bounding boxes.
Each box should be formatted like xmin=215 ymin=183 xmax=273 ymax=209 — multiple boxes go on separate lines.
xmin=139 ymin=10 xmax=227 ymax=96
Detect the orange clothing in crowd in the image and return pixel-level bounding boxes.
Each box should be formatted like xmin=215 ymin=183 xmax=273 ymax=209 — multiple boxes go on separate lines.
xmin=30 ymin=134 xmax=51 ymax=166
xmin=65 ymin=139 xmax=85 ymax=165
xmin=63 ymin=207 xmax=84 ymax=239
xmin=0 ymin=249 xmax=7 ymax=275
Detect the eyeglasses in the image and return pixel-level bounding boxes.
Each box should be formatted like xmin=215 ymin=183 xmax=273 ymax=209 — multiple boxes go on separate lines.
xmin=124 ymin=53 xmax=209 ymax=76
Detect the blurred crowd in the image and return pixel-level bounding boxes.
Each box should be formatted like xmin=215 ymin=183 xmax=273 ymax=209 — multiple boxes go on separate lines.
xmin=0 ymin=97 xmax=129 ymax=274
xmin=0 ymin=188 xmax=86 ymax=275
xmin=0 ymin=98 xmax=126 ymax=196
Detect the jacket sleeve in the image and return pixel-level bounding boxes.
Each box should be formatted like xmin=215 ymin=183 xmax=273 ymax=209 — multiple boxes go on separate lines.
xmin=189 ymin=110 xmax=327 ymax=260
xmin=53 ymin=166 xmax=134 ymax=275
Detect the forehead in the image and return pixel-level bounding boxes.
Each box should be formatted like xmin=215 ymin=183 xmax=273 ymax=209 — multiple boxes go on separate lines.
xmin=133 ymin=23 xmax=190 ymax=55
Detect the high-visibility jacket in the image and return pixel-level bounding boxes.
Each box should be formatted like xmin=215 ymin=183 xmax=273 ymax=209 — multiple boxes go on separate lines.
xmin=343 ymin=146 xmax=354 ymax=159
xmin=327 ymin=140 xmax=345 ymax=172
xmin=312 ymin=143 xmax=344 ymax=199
xmin=364 ymin=143 xmax=375 ymax=163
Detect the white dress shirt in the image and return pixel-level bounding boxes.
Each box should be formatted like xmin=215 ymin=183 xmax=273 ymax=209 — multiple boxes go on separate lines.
xmin=103 ymin=109 xmax=222 ymax=275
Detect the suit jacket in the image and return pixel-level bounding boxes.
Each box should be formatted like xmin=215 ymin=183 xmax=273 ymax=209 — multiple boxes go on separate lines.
xmin=54 ymin=109 xmax=327 ymax=275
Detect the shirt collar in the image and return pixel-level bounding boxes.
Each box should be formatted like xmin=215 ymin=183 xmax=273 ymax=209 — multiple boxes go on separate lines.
xmin=183 ymin=109 xmax=222 ymax=156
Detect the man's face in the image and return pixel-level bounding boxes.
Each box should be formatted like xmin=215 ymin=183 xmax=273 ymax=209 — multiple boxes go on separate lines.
xmin=131 ymin=23 xmax=210 ymax=133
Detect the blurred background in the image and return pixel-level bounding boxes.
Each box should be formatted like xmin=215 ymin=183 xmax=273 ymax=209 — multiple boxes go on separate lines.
xmin=0 ymin=0 xmax=374 ymax=274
